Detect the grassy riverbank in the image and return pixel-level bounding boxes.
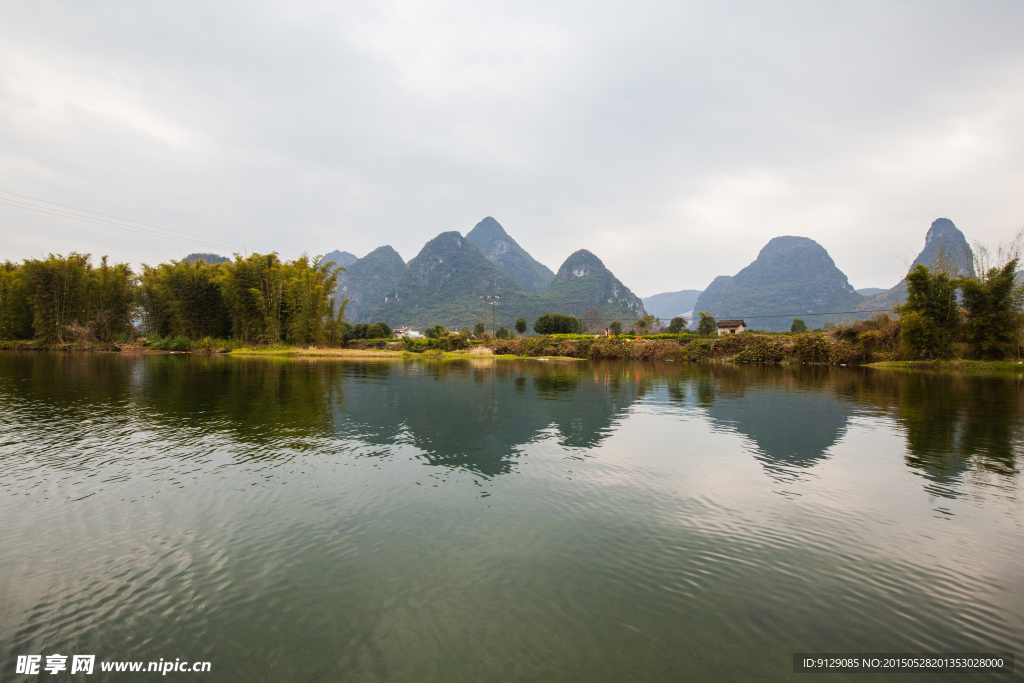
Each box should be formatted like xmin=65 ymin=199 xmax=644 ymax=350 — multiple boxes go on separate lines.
xmin=229 ymin=345 xmax=579 ymax=361
xmin=219 ymin=332 xmax=894 ymax=365
xmin=8 ymin=328 xmax=1024 ymax=373
xmin=866 ymin=360 xmax=1024 ymax=373
xmin=487 ymin=332 xmax=880 ymax=364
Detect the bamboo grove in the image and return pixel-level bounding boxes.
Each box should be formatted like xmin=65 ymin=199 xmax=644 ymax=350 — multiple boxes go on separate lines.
xmin=897 ymin=260 xmax=1024 ymax=360
xmin=0 ymin=253 xmax=347 ymax=345
xmin=2 ymin=251 xmax=1024 ymax=361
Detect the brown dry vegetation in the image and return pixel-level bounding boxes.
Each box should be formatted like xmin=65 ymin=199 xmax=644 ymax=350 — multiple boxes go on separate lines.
xmin=487 ymin=315 xmax=905 ymax=365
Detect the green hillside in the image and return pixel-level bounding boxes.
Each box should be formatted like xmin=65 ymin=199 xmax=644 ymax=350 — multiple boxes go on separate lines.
xmin=466 ymin=217 xmax=555 ymax=294
xmin=545 ymin=250 xmax=647 ymax=326
xmin=337 ymin=246 xmax=405 ymax=321
xmin=692 ymin=236 xmax=864 ymax=331
xmin=364 ymin=232 xmax=538 ymax=329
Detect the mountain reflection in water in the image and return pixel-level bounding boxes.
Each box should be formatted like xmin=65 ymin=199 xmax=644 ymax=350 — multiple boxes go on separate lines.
xmin=1 ymin=352 xmax=1021 ymax=681
xmin=0 ymin=353 xmax=1018 ymax=495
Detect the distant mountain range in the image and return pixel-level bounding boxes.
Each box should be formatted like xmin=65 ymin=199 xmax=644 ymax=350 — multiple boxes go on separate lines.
xmin=856 ymin=218 xmax=974 ymax=313
xmin=642 ymin=290 xmax=702 ymax=323
xmin=322 ymin=250 xmax=358 ymax=269
xmin=184 ymin=252 xmax=230 ymax=265
xmin=689 ymin=218 xmax=975 ymax=331
xmin=188 ymin=216 xmax=980 ymax=334
xmin=331 ymin=218 xmax=645 ymax=329
xmin=335 ymin=246 xmax=406 ymax=321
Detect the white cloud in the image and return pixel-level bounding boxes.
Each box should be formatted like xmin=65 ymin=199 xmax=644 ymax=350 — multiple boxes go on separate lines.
xmin=1 ymin=0 xmax=1022 ymax=294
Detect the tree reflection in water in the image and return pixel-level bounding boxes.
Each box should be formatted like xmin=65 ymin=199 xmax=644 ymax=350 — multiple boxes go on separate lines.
xmin=0 ymin=353 xmax=1018 ymax=494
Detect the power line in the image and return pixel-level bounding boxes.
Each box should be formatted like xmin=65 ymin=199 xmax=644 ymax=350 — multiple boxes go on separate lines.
xmin=0 ymin=190 xmax=248 ymax=253
xmin=574 ymin=309 xmax=897 ymax=326
xmin=0 ymin=198 xmax=236 ymax=252
xmin=1 ymin=190 xmax=241 ymax=245
xmin=702 ymin=309 xmax=894 ymax=320
xmin=0 ymin=198 xmax=236 ymax=253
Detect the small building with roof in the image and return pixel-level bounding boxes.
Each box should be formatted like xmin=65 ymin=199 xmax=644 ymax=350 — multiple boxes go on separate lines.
xmin=394 ymin=327 xmax=424 ymax=339
xmin=716 ymin=319 xmax=746 ymax=335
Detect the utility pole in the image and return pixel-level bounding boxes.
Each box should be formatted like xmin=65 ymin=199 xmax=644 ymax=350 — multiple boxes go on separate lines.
xmin=492 ymin=296 xmax=499 ymax=336
xmin=480 ymin=295 xmax=499 ymax=336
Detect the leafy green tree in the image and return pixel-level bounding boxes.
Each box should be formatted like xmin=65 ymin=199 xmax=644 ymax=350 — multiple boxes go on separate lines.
xmin=495 ymin=325 xmax=510 ymax=339
xmin=473 ymin=321 xmax=485 ymax=337
xmin=325 ymin=296 xmax=349 ymax=345
xmin=696 ymin=311 xmax=717 ymax=337
xmin=138 ymin=264 xmax=173 ymax=338
xmin=609 ymin=319 xmax=622 ymax=336
xmin=6 ymin=253 xmax=139 ymax=343
xmin=634 ymin=314 xmax=657 ymax=335
xmin=91 ymin=256 xmax=137 ymax=341
xmin=366 ymin=322 xmax=391 ymax=339
xmin=140 ymin=259 xmax=229 ymax=340
xmin=959 ymin=259 xmax=1023 ymax=359
xmin=221 ymin=253 xmax=286 ymax=343
xmin=424 ymin=324 xmax=448 ymax=339
xmin=897 ymin=264 xmax=958 ymax=359
xmin=515 ymin=317 xmax=527 ymax=337
xmin=0 ymin=261 xmax=34 ymax=340
xmin=533 ymin=313 xmax=582 ymax=334
xmin=791 ymin=318 xmax=807 ymax=333
xmin=21 ymin=253 xmax=93 ymax=342
xmin=282 ymin=254 xmax=342 ymax=345
xmin=337 ymin=321 xmax=355 ymax=342
xmin=667 ymin=316 xmax=687 ymax=334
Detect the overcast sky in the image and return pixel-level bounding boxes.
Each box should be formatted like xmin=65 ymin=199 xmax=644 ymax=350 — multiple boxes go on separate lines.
xmin=2 ymin=0 xmax=1023 ymax=295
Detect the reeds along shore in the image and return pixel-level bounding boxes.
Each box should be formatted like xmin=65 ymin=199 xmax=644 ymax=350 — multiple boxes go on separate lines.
xmin=3 ymin=312 xmax=1022 ymax=368
xmin=484 ymin=328 xmax=887 ymax=364
xmin=3 ymin=252 xmax=1021 ymax=365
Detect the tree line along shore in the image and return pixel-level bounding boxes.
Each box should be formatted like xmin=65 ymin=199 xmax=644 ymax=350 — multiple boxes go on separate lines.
xmin=1 ymin=252 xmax=1022 ymax=368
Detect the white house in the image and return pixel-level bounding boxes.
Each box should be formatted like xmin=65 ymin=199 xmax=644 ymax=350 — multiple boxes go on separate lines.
xmin=716 ymin=319 xmax=746 ymax=335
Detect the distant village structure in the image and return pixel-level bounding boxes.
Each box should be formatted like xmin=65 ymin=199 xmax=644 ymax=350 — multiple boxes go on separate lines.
xmin=716 ymin=319 xmax=746 ymax=335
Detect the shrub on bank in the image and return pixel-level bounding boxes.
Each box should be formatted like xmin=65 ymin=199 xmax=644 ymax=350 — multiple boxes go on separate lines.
xmin=143 ymin=336 xmax=248 ymax=353
xmin=794 ymin=334 xmax=830 ymax=363
xmin=733 ymin=337 xmax=790 ymax=363
xmin=148 ymin=336 xmax=191 ymax=352
xmin=400 ymin=333 xmax=470 ymax=352
xmin=486 ymin=329 xmax=906 ymax=365
xmin=488 ymin=336 xmax=689 ymax=361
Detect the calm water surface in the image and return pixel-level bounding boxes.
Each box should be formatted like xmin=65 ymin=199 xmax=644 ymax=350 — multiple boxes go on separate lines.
xmin=0 ymin=353 xmax=1021 ymax=681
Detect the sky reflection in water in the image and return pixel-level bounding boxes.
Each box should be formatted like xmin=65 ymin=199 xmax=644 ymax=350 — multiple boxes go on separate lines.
xmin=0 ymin=353 xmax=1021 ymax=681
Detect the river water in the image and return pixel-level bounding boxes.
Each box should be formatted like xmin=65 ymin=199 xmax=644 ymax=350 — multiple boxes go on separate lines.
xmin=0 ymin=353 xmax=1021 ymax=681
